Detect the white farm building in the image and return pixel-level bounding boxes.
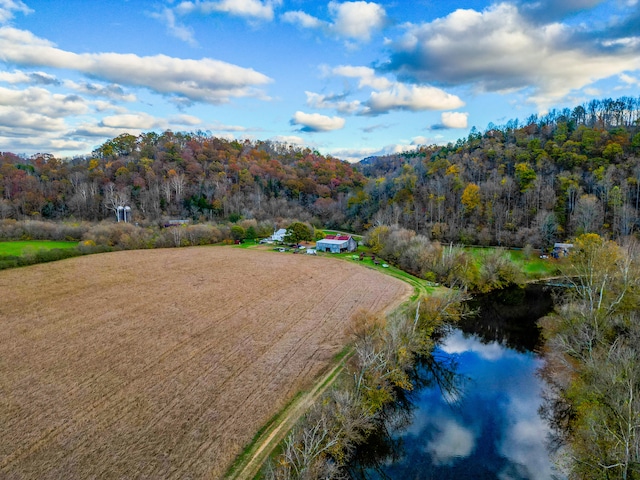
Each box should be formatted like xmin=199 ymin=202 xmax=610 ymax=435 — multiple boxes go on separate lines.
xmin=315 ymin=235 xmax=357 ymax=253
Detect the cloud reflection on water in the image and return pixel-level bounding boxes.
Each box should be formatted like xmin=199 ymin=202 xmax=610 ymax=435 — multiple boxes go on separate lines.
xmin=360 ymin=329 xmax=559 ymax=479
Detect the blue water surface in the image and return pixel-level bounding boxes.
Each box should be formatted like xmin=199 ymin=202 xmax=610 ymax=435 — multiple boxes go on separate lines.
xmin=352 ymin=329 xmax=560 ymax=480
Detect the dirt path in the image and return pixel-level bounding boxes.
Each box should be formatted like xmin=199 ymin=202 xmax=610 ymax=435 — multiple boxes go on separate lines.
xmin=224 ymin=354 xmax=351 ymax=480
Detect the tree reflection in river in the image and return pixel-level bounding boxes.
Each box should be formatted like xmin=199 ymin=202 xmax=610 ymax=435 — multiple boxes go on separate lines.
xmin=348 ymin=287 xmax=562 ymax=480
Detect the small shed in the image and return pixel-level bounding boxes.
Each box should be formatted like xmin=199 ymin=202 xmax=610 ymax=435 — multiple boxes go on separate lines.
xmin=315 ymin=235 xmax=357 ymax=253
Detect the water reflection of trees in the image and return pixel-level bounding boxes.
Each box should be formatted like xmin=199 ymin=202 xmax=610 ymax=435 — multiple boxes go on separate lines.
xmin=459 ymin=285 xmax=556 ymax=352
xmin=347 ymin=352 xmax=461 ymax=479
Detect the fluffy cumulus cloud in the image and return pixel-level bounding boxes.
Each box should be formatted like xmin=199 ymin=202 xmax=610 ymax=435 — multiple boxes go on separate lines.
xmin=386 ymin=3 xmax=640 ymax=108
xmin=0 ymin=27 xmax=272 ymax=105
xmin=328 ymin=1 xmax=386 ymax=41
xmin=282 ymin=1 xmax=386 ymax=42
xmin=308 ymin=65 xmax=463 ymax=116
xmin=291 ymin=111 xmax=345 ymax=132
xmin=431 ymin=111 xmax=469 ymax=129
xmin=0 ymin=85 xmax=88 ymax=118
xmin=365 ymin=84 xmax=464 ymax=114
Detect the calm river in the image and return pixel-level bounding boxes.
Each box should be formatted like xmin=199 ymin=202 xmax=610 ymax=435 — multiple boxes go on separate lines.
xmin=348 ymin=286 xmax=563 ymax=480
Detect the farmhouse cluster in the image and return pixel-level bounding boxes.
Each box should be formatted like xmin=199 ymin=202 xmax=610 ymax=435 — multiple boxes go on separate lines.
xmin=261 ymin=228 xmax=358 ymax=254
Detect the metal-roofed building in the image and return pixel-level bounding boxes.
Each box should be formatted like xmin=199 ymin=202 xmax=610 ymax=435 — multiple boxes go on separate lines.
xmin=315 ymin=235 xmax=357 ymax=253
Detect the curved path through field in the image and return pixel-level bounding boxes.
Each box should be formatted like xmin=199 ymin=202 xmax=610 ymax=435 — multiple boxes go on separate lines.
xmin=0 ymin=246 xmax=411 ymax=479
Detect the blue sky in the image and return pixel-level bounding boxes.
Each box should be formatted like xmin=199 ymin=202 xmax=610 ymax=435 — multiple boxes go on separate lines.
xmin=0 ymin=0 xmax=639 ymax=161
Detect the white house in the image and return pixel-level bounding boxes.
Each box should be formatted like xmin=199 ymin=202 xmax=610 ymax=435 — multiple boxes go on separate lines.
xmin=315 ymin=235 xmax=357 ymax=253
xmin=271 ymin=228 xmax=287 ymax=242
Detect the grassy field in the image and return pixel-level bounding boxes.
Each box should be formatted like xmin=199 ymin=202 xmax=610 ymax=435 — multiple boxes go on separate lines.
xmin=0 ymin=246 xmax=410 ymax=479
xmin=0 ymin=240 xmax=77 ymax=256
xmin=465 ymin=246 xmax=561 ymax=279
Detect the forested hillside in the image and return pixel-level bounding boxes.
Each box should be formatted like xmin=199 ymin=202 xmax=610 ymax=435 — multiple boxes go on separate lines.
xmin=354 ymin=97 xmax=640 ymax=246
xmin=2 ymin=96 xmax=640 ymax=247
xmin=0 ymin=132 xmax=364 ymax=226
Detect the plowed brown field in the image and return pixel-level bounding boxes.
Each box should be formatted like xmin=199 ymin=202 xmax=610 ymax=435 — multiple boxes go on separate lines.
xmin=0 ymin=247 xmax=410 ymax=479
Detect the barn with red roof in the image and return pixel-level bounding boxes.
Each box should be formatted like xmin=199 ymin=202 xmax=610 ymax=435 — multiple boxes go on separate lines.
xmin=315 ymin=234 xmax=357 ymax=253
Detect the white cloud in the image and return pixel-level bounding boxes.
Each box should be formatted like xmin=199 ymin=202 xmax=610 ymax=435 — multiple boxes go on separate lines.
xmin=0 ymin=26 xmax=272 ymax=105
xmin=0 ymin=69 xmax=58 ymax=85
xmin=328 ymin=1 xmax=386 ymax=41
xmin=332 ymin=65 xmax=393 ymax=90
xmin=305 ymin=91 xmax=361 ymax=114
xmin=322 ymin=65 xmax=463 ymax=115
xmin=291 ymin=111 xmax=345 ymax=132
xmin=0 ymin=107 xmax=67 ymax=132
xmin=174 ymin=0 xmax=280 ymax=20
xmin=386 ymin=3 xmax=640 ymax=109
xmin=328 ymin=141 xmax=429 ymax=163
xmin=282 ymin=1 xmax=385 ymax=42
xmin=440 ymin=330 xmax=507 ymax=361
xmin=270 ymin=135 xmax=306 ymax=145
xmin=101 ymin=113 xmax=166 ymax=130
xmin=0 ymin=0 xmax=31 ymax=24
xmin=64 ymin=80 xmax=137 ymax=102
xmin=619 ymin=72 xmax=640 ymax=86
xmin=150 ymin=8 xmax=197 ymax=46
xmin=441 ymin=111 xmax=469 ymax=129
xmin=72 ymin=110 xmax=205 ymax=140
xmin=0 ymin=85 xmax=88 ymax=117
xmin=426 ymin=418 xmax=476 ymax=466
xmin=281 ymin=10 xmax=323 ymax=29
xmin=71 ymin=123 xmax=141 ymax=139
xmin=170 ymin=114 xmax=202 ymax=126
xmin=365 ymin=84 xmax=465 ymax=114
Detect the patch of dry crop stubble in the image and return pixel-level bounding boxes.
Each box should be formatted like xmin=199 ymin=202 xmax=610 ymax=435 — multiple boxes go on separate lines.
xmin=0 ymin=247 xmax=410 ymax=479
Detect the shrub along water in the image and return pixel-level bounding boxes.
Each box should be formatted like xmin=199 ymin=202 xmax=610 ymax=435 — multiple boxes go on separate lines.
xmin=263 ymin=289 xmax=468 ymax=478
xmin=364 ymin=224 xmax=527 ymax=292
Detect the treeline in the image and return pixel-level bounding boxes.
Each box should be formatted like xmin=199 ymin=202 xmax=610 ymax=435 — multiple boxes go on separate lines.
xmin=2 ymin=94 xmax=640 ymax=247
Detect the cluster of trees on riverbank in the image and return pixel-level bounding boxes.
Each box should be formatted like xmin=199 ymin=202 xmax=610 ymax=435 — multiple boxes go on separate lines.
xmin=364 ymin=224 xmax=525 ymax=292
xmin=542 ymin=234 xmax=640 ymax=479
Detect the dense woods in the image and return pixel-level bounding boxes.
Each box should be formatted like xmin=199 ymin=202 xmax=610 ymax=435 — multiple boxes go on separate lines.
xmin=1 ymin=95 xmax=640 ymax=248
